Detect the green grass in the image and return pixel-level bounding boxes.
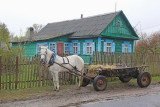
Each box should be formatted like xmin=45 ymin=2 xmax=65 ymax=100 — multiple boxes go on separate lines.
xmin=0 ymin=86 xmax=53 ymax=102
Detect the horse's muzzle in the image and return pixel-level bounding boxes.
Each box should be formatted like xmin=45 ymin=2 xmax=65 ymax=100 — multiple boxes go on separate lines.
xmin=40 ymin=59 xmax=46 ymax=64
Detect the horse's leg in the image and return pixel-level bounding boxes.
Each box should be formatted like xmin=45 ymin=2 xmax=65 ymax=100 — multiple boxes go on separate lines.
xmin=51 ymin=72 xmax=57 ymax=91
xmin=55 ymin=72 xmax=60 ymax=91
xmin=78 ymin=75 xmax=81 ymax=89
xmin=78 ymin=68 xmax=84 ymax=89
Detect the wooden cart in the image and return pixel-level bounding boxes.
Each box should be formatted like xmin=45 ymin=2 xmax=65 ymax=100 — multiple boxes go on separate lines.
xmin=82 ymin=65 xmax=151 ymax=91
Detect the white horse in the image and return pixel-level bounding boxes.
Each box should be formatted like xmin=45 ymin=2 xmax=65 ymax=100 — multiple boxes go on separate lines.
xmin=40 ymin=46 xmax=84 ymax=91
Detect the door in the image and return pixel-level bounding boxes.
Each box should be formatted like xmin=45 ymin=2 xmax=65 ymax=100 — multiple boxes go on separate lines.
xmin=57 ymin=42 xmax=64 ymax=56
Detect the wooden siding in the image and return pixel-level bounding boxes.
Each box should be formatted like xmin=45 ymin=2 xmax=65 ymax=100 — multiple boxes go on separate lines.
xmin=101 ymin=38 xmax=134 ymax=53
xmin=12 ymin=42 xmax=37 ymax=57
xmin=101 ymin=13 xmax=138 ymax=40
xmin=12 ymin=36 xmax=134 ymax=63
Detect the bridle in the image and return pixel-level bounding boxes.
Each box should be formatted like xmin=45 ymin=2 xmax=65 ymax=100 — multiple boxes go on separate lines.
xmin=40 ymin=48 xmax=47 ymax=65
xmin=40 ymin=48 xmax=56 ymax=66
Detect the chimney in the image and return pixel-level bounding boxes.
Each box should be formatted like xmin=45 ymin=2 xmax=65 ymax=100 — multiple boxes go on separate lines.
xmin=81 ymin=14 xmax=83 ymax=19
xmin=28 ymin=27 xmax=34 ymax=41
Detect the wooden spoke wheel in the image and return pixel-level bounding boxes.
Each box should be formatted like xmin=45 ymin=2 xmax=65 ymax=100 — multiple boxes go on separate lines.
xmin=119 ymin=76 xmax=132 ymax=83
xmin=93 ymin=75 xmax=107 ymax=91
xmin=137 ymin=72 xmax=151 ymax=88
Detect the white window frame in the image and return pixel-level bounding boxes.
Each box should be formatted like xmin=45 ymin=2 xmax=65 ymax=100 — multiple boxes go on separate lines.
xmin=73 ymin=43 xmax=78 ymax=54
xmin=49 ymin=42 xmax=56 ymax=54
xmin=86 ymin=42 xmax=92 ymax=54
xmin=106 ymin=42 xmax=112 ymax=53
xmin=124 ymin=44 xmax=129 ymax=53
xmin=64 ymin=43 xmax=69 ymax=54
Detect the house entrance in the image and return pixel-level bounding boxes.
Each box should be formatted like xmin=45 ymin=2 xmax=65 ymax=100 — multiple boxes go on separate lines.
xmin=57 ymin=42 xmax=64 ymax=56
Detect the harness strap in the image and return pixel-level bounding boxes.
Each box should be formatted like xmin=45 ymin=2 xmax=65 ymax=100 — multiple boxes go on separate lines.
xmin=48 ymin=55 xmax=79 ymax=72
xmin=62 ymin=57 xmax=69 ymax=64
xmin=48 ymin=53 xmax=55 ymax=67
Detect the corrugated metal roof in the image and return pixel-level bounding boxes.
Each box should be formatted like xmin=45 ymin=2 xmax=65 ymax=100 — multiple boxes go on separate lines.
xmin=30 ymin=11 xmax=120 ymax=41
xmin=11 ymin=11 xmax=123 ymax=43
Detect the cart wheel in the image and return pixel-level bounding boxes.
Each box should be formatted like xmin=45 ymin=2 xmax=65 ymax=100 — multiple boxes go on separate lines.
xmin=137 ymin=72 xmax=151 ymax=88
xmin=81 ymin=77 xmax=90 ymax=87
xmin=119 ymin=76 xmax=132 ymax=83
xmin=93 ymin=75 xmax=107 ymax=91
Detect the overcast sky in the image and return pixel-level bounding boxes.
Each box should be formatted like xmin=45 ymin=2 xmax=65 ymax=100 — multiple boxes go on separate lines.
xmin=0 ymin=0 xmax=160 ymax=36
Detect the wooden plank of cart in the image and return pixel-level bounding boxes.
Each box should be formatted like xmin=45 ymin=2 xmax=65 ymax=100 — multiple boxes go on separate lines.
xmin=82 ymin=65 xmax=151 ymax=91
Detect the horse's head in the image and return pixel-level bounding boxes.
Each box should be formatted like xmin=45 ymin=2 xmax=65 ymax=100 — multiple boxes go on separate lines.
xmin=40 ymin=46 xmax=48 ymax=64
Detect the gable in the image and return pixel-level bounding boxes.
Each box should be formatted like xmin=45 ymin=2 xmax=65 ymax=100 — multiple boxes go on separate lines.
xmin=101 ymin=11 xmax=139 ymax=40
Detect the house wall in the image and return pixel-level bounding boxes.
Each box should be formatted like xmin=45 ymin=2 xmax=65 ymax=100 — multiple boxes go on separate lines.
xmin=12 ymin=36 xmax=134 ymax=63
xmin=12 ymin=42 xmax=37 ymax=57
xmin=101 ymin=38 xmax=134 ymax=53
xmin=13 ymin=35 xmax=70 ymax=57
xmin=73 ymin=38 xmax=98 ymax=64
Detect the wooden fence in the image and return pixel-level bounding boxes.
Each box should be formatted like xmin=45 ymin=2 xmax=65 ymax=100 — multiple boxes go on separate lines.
xmin=93 ymin=52 xmax=160 ymax=76
xmin=1 ymin=52 xmax=160 ymax=90
xmin=0 ymin=56 xmax=76 ymax=90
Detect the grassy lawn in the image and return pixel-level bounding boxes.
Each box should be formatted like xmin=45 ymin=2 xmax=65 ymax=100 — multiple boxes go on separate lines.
xmin=0 ymin=76 xmax=160 ymax=102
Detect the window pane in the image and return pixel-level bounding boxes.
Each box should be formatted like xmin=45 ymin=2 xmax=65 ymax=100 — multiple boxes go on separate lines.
xmin=64 ymin=43 xmax=69 ymax=54
xmin=73 ymin=43 xmax=78 ymax=54
xmin=49 ymin=43 xmax=56 ymax=53
xmin=124 ymin=44 xmax=128 ymax=53
xmin=106 ymin=42 xmax=112 ymax=52
xmin=87 ymin=42 xmax=92 ymax=54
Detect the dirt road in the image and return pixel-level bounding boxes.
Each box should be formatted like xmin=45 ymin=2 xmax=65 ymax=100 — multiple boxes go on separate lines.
xmin=0 ymin=83 xmax=160 ymax=107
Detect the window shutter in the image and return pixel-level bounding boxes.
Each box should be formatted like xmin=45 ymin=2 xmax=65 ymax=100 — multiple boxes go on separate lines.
xmin=92 ymin=42 xmax=95 ymax=54
xmin=69 ymin=43 xmax=73 ymax=54
xmin=103 ymin=42 xmax=106 ymax=52
xmin=112 ymin=42 xmax=115 ymax=52
xmin=122 ymin=44 xmax=125 ymax=53
xmin=78 ymin=42 xmax=80 ymax=54
xmin=83 ymin=42 xmax=86 ymax=54
xmin=129 ymin=44 xmax=132 ymax=53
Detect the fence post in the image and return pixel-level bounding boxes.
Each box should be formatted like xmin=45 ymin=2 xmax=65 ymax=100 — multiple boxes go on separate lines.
xmin=0 ymin=56 xmax=2 ymax=90
xmin=15 ymin=57 xmax=19 ymax=89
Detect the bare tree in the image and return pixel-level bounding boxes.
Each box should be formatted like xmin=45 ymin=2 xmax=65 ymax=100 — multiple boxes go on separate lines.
xmin=135 ymin=31 xmax=160 ymax=54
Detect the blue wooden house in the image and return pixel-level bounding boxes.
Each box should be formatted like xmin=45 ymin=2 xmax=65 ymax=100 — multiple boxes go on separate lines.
xmin=12 ymin=11 xmax=139 ymax=63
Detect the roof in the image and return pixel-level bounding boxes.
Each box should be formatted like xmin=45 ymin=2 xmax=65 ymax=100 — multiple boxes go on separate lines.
xmin=12 ymin=10 xmax=138 ymax=43
xmin=31 ymin=11 xmax=120 ymax=41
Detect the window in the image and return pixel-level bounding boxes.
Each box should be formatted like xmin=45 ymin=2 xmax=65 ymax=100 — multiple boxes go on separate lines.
xmin=124 ymin=44 xmax=129 ymax=53
xmin=71 ymin=40 xmax=80 ymax=55
xmin=64 ymin=43 xmax=69 ymax=54
xmin=83 ymin=40 xmax=95 ymax=55
xmin=103 ymin=40 xmax=115 ymax=53
xmin=37 ymin=43 xmax=48 ymax=54
xmin=49 ymin=43 xmax=56 ymax=54
xmin=106 ymin=43 xmax=112 ymax=53
xmin=73 ymin=43 xmax=78 ymax=54
xmin=116 ymin=20 xmax=121 ymax=27
xmin=87 ymin=43 xmax=92 ymax=54
xmin=122 ymin=41 xmax=132 ymax=53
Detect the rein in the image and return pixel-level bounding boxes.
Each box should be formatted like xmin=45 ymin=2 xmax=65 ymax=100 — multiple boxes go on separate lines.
xmin=53 ymin=61 xmax=93 ymax=81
